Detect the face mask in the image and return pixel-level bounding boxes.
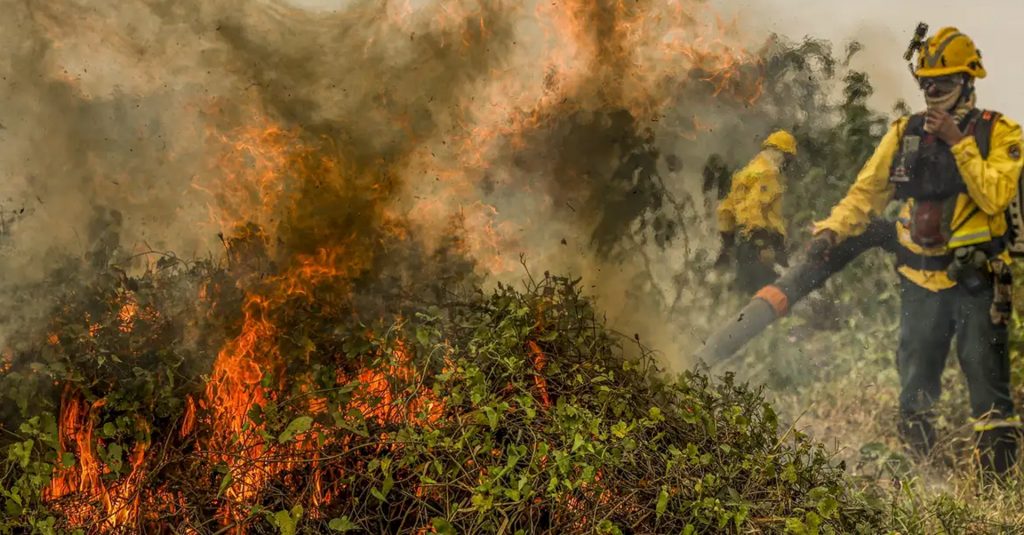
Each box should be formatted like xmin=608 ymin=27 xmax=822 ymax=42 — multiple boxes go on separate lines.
xmin=920 ymin=75 xmax=964 ymax=111
xmin=925 ymin=85 xmax=963 ymax=111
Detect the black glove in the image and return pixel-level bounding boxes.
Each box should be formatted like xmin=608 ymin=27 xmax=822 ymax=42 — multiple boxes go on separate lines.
xmin=807 ymin=230 xmax=837 ymax=262
xmin=775 ymin=242 xmax=789 ymax=267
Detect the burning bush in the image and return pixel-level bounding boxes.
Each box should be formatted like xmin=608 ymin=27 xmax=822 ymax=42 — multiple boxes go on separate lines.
xmin=0 ymin=1 xmax=962 ymax=533
xmin=0 ymin=257 xmax=889 ymax=533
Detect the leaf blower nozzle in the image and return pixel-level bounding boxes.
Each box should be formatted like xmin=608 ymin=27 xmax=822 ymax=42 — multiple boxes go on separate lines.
xmin=694 ymin=220 xmax=896 ymax=365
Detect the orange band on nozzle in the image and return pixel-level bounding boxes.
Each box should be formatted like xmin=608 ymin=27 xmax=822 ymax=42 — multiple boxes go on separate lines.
xmin=754 ymin=285 xmax=789 ymax=316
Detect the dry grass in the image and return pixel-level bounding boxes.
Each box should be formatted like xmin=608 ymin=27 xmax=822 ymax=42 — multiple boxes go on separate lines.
xmin=725 ymin=272 xmax=1024 ymax=534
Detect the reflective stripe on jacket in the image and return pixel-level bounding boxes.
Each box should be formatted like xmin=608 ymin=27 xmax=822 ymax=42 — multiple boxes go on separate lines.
xmin=813 ymin=112 xmax=1023 ymax=291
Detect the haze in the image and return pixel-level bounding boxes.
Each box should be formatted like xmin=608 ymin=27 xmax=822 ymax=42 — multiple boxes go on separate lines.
xmin=284 ymin=0 xmax=1023 ymax=121
xmin=720 ymin=0 xmax=1024 ymax=120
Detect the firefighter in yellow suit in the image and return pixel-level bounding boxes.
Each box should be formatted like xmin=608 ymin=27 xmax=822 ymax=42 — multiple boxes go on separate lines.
xmin=811 ymin=27 xmax=1023 ymax=474
xmin=716 ymin=130 xmax=797 ymax=294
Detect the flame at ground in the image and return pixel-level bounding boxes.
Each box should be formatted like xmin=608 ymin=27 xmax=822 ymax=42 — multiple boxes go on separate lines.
xmin=42 ymin=111 xmax=450 ymax=530
xmin=46 ymin=388 xmax=149 ymax=530
xmin=194 ymin=116 xmax=446 ymax=527
xmin=34 ymin=0 xmax=770 ymax=531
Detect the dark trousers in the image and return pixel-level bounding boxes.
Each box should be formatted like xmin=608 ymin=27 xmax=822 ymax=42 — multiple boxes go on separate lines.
xmin=897 ymin=276 xmax=1017 ymax=472
xmin=734 ymin=232 xmax=783 ymax=295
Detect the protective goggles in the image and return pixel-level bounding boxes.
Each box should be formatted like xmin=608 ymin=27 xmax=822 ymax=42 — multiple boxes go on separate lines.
xmin=917 ymin=75 xmax=963 ymax=93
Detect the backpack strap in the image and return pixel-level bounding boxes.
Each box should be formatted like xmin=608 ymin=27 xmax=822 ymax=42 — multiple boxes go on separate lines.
xmin=972 ymin=109 xmax=1002 ymax=159
xmin=905 ymin=113 xmax=926 ymax=136
xmin=967 ymin=109 xmax=1024 ymax=257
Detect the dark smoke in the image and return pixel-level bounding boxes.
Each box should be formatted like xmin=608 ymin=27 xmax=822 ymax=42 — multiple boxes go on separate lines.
xmin=0 ymin=0 xmax=872 ymax=371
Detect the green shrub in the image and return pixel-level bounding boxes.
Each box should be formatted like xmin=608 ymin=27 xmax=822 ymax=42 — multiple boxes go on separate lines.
xmin=0 ymin=264 xmax=888 ymax=534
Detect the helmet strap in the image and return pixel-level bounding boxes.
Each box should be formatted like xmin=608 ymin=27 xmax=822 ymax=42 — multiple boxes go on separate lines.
xmin=959 ymin=76 xmax=975 ymax=104
xmin=951 ymin=77 xmax=977 ymax=118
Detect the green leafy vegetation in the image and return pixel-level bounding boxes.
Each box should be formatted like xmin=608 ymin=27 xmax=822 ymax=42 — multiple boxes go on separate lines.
xmin=0 ymin=262 xmax=892 ymax=533
xmin=709 ymin=34 xmax=1024 ymax=535
xmin=2 ymin=28 xmax=1023 ymax=535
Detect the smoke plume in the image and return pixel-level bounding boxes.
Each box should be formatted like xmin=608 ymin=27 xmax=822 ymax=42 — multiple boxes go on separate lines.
xmin=0 ymin=0 xmax=848 ymax=366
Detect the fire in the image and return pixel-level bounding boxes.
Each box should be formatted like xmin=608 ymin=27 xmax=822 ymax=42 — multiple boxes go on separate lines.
xmin=180 ymin=395 xmax=197 ymax=438
xmin=200 ymin=274 xmax=444 ymax=525
xmin=406 ymin=0 xmax=765 ymax=274
xmin=201 ymin=292 xmax=279 ymax=514
xmin=117 ymin=300 xmax=138 ymax=333
xmin=46 ymin=388 xmax=149 ymax=530
xmin=193 ymin=115 xmax=300 ymax=238
xmin=35 ymin=1 xmax=769 ymax=531
xmin=189 ymin=114 xmax=445 ymax=528
xmin=348 ymin=341 xmax=445 ymax=425
xmin=528 ymin=341 xmax=552 ymax=408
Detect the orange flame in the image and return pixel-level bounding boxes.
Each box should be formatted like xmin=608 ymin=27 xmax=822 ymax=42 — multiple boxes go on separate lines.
xmin=191 ymin=115 xmax=443 ymax=528
xmin=406 ymin=0 xmax=765 ymax=274
xmin=38 ymin=3 xmax=768 ymax=529
xmin=118 ymin=301 xmax=138 ymax=333
xmin=527 ymin=341 xmax=551 ymax=408
xmin=46 ymin=388 xmax=149 ymax=530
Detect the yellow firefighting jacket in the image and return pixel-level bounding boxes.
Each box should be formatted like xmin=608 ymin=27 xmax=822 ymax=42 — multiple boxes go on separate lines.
xmin=717 ymin=150 xmax=787 ymax=238
xmin=814 ymin=112 xmax=1023 ymax=291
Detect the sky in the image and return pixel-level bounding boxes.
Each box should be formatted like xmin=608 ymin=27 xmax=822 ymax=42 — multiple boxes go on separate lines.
xmin=716 ymin=0 xmax=1024 ymax=120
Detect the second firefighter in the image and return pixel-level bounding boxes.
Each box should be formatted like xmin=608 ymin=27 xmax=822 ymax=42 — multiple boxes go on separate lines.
xmin=716 ymin=130 xmax=798 ymax=294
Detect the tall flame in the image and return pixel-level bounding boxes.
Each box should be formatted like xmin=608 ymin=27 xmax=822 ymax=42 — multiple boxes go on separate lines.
xmin=194 ymin=114 xmax=444 ymax=528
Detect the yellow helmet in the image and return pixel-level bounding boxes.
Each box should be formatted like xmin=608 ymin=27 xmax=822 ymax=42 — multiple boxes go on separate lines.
xmin=914 ymin=27 xmax=986 ymax=79
xmin=763 ymin=130 xmax=797 ymax=156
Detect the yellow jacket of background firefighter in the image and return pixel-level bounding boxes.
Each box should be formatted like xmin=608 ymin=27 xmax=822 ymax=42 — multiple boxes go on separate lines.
xmin=814 ymin=114 xmax=1024 ymax=291
xmin=717 ymin=150 xmax=787 ymax=239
